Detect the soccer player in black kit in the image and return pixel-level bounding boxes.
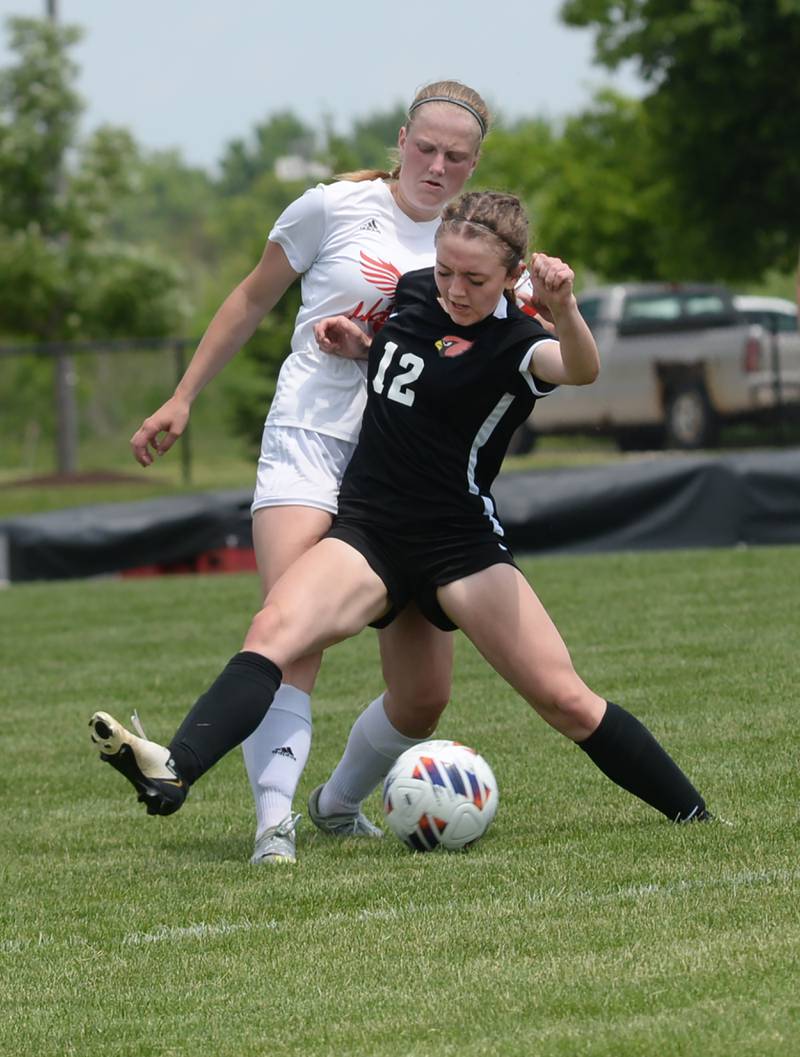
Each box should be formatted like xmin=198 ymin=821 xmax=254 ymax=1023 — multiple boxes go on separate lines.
xmin=89 ymin=191 xmax=713 ymax=829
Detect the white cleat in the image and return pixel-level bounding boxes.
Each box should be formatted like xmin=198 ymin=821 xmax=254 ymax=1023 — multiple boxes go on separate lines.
xmin=89 ymin=710 xmax=187 ymax=816
xmin=307 ymin=785 xmax=384 ymax=838
xmin=250 ymin=813 xmax=302 ymax=865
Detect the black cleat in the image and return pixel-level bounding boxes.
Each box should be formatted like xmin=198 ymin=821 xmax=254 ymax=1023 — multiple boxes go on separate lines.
xmin=676 ymin=806 xmax=732 ymax=825
xmin=89 ymin=711 xmax=187 ymax=816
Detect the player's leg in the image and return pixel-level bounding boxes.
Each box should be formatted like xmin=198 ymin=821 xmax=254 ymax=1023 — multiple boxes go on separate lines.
xmin=242 ymin=424 xmax=356 ymax=862
xmin=90 ymin=539 xmax=391 ymax=816
xmin=251 ymin=505 xmax=333 ymax=684
xmin=438 ymin=565 xmax=709 ymax=822
xmin=243 ymin=505 xmax=331 ymax=862
xmin=310 ymin=606 xmax=454 ymax=833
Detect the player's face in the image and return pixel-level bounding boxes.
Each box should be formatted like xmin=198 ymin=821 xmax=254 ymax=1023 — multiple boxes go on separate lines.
xmin=434 ymin=232 xmax=516 ymax=326
xmin=394 ymin=106 xmax=481 ymax=222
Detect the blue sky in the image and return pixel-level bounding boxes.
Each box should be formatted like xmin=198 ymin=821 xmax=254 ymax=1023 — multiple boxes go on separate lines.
xmin=0 ymin=0 xmax=645 ymax=171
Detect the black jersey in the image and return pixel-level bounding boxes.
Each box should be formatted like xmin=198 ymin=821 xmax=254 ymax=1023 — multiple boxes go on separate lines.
xmin=336 ymin=267 xmax=556 ymax=538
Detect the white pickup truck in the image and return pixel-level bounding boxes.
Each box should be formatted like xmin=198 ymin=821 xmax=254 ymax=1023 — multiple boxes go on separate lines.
xmin=528 ymin=283 xmax=800 ymax=450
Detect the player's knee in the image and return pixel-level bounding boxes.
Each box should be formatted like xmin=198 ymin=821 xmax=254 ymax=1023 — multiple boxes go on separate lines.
xmin=385 ymin=688 xmax=448 ymax=739
xmin=411 ymin=693 xmax=449 ymax=735
xmin=392 ymin=677 xmax=450 ymax=720
xmin=533 ymin=681 xmax=599 ymax=740
xmin=396 ymin=706 xmax=442 ymax=739
xmin=245 ymin=603 xmax=284 ymax=652
xmin=414 ymin=676 xmax=451 ymax=714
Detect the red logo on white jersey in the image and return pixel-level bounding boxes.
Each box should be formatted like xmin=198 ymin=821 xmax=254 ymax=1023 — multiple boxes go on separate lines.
xmin=346 ymin=252 xmax=402 ymax=334
xmin=359 ymin=252 xmax=402 ymax=295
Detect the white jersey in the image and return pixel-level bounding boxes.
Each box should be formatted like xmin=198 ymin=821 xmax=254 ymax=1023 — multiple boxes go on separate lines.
xmin=265 ymin=178 xmax=440 ymax=442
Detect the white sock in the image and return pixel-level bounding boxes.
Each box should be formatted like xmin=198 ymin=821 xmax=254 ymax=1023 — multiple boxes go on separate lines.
xmin=242 ymin=684 xmax=312 ymax=838
xmin=318 ymin=693 xmax=426 ymax=816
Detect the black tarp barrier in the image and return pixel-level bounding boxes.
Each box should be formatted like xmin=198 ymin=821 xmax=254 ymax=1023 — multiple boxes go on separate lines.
xmin=2 ymin=449 xmax=800 ymax=583
xmin=0 ymin=489 xmax=253 ymax=583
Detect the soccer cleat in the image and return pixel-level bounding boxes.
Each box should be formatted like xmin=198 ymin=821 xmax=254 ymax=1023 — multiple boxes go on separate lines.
xmin=307 ymin=784 xmax=384 ymax=838
xmin=89 ymin=710 xmax=187 ymax=816
xmin=698 ymin=810 xmax=733 ymax=826
xmin=250 ymin=813 xmax=302 ymax=865
xmin=676 ymin=806 xmax=732 ymax=825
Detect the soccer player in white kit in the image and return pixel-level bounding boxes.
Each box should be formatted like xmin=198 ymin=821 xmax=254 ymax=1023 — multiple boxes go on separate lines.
xmin=129 ymin=81 xmax=490 ymax=863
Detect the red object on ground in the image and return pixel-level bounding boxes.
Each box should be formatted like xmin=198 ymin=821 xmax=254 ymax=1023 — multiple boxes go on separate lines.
xmin=121 ymin=546 xmax=257 ymax=579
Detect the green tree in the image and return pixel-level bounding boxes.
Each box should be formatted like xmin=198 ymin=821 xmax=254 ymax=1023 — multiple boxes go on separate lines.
xmin=475 ymin=117 xmax=555 ymax=196
xmin=530 ymin=93 xmax=681 ymax=281
xmin=477 ymin=104 xmax=675 ymax=282
xmin=217 ymin=111 xmax=318 ymax=196
xmin=347 ymin=104 xmax=407 ymax=169
xmin=561 ymin=0 xmax=800 ymax=279
xmin=0 ymin=17 xmax=187 ymax=341
xmin=0 ymin=16 xmax=188 ymax=471
xmin=109 ymin=148 xmax=219 ymax=276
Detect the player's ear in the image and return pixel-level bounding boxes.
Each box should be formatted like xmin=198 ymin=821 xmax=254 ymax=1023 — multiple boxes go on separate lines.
xmin=397 ymin=126 xmax=408 ymax=152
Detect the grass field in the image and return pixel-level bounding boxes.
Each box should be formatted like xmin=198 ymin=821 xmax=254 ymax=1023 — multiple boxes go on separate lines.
xmin=2 ymin=546 xmax=799 ymax=1057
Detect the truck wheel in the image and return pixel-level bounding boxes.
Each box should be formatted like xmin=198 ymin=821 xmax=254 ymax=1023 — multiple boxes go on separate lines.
xmin=664 ymin=385 xmax=718 ymax=449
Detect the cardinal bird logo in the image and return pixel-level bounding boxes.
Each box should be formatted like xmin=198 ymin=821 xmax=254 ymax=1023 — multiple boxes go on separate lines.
xmin=360 ymin=252 xmax=402 ymax=295
xmin=435 ymin=335 xmax=474 ymax=358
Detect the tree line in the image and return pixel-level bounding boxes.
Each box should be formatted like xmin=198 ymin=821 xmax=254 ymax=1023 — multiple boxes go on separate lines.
xmin=1 ymin=4 xmax=798 ymax=457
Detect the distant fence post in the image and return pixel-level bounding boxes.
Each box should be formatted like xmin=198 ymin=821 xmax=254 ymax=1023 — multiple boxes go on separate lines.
xmin=54 ymin=346 xmax=78 ymax=474
xmin=174 ymin=340 xmax=192 ymax=485
xmin=769 ymin=315 xmax=785 ymax=446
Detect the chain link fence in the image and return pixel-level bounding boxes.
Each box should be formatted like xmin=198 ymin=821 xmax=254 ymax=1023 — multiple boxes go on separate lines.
xmin=0 ymin=337 xmax=198 ymax=482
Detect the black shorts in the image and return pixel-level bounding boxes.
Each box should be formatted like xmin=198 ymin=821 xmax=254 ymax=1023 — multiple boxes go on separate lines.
xmin=326 ymin=516 xmax=519 ymax=632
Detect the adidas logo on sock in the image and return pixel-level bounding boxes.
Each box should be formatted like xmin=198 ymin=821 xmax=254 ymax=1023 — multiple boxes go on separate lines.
xmin=359 ymin=218 xmax=380 ymax=233
xmin=271 ymin=745 xmax=297 ymax=760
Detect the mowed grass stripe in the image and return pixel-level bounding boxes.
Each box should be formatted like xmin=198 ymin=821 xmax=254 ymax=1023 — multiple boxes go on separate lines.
xmin=3 ymin=864 xmax=797 ymax=955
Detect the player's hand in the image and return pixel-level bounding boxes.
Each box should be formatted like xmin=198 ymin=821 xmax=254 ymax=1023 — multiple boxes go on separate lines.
xmin=529 ymin=253 xmax=576 ymax=313
xmin=516 ymin=288 xmax=558 ymax=334
xmin=130 ymin=396 xmax=191 ymax=467
xmin=314 ymin=316 xmax=370 ymax=360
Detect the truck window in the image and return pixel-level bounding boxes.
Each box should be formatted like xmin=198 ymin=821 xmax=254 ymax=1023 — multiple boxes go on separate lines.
xmin=681 ymin=291 xmax=737 ymax=327
xmin=617 ymin=294 xmax=682 ymax=335
xmin=684 ymin=294 xmax=727 ymax=316
xmin=746 ymin=310 xmax=799 ymax=334
xmin=623 ymin=294 xmax=682 ymax=322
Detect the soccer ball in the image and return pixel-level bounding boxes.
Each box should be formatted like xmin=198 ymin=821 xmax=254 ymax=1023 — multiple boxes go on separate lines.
xmin=382 ymin=739 xmax=498 ymax=852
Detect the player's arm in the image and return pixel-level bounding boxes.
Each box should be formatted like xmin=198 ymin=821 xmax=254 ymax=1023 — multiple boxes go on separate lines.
xmin=131 ymin=240 xmax=300 ymax=466
xmin=524 ymin=253 xmax=599 ymax=387
xmin=314 ymin=316 xmax=371 ymax=360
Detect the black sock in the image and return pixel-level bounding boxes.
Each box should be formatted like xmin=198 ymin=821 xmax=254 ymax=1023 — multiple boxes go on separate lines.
xmin=168 ymin=651 xmax=282 ymax=785
xmin=578 ymin=701 xmax=707 ymax=821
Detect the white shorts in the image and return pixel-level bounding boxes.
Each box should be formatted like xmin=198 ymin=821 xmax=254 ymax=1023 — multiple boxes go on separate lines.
xmin=251 ymin=424 xmax=357 ymax=516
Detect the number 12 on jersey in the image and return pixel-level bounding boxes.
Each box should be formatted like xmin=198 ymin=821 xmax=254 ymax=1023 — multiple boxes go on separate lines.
xmin=372 ymin=341 xmax=424 ymax=407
